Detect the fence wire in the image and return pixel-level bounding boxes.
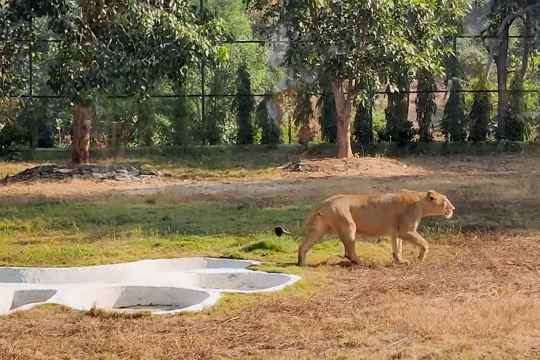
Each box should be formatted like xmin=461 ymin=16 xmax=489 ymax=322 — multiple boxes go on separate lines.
xmin=1 ymin=6 xmax=539 ymax=130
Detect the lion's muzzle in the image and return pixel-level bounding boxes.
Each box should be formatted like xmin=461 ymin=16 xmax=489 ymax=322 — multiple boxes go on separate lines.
xmin=444 ymin=198 xmax=455 ymax=219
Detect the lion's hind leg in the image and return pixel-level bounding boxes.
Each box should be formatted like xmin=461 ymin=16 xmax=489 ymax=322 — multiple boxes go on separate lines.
xmin=391 ymin=234 xmax=409 ymax=265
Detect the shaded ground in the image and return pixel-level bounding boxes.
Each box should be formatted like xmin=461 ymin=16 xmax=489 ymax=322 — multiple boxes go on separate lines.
xmin=0 ymin=151 xmax=539 ymax=359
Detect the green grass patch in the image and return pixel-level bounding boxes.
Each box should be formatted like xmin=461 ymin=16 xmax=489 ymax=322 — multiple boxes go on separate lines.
xmin=1 ymin=188 xmax=535 ymax=267
xmin=0 ymin=195 xmax=401 ymax=268
xmin=0 ymin=197 xmax=306 ymax=266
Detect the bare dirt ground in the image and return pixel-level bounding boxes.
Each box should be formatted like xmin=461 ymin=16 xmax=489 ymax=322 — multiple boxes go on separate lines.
xmin=1 ymin=152 xmax=540 ymax=359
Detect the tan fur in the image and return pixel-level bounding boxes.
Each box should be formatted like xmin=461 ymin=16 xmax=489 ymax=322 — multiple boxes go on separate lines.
xmin=298 ymin=190 xmax=455 ymax=266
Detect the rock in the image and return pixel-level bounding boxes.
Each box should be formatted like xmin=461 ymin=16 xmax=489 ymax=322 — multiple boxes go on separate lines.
xmin=2 ymin=163 xmax=161 ymax=184
xmin=283 ymin=161 xmax=320 ymax=173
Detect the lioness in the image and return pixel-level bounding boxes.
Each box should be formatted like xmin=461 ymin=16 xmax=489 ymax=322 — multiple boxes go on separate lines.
xmin=298 ymin=190 xmax=455 ymax=266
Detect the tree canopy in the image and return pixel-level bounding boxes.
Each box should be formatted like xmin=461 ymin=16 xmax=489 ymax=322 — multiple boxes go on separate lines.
xmin=251 ymin=0 xmax=469 ymax=157
xmin=1 ymin=0 xmax=227 ymax=162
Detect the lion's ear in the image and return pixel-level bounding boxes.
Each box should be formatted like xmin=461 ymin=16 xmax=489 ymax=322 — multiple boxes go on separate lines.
xmin=427 ymin=190 xmax=436 ymax=201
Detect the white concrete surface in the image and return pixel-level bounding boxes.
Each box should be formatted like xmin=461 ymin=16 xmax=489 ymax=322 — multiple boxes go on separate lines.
xmin=0 ymin=257 xmax=300 ymax=315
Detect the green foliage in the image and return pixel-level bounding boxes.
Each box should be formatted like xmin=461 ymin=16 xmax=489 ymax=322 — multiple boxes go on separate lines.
xmin=1 ymin=0 xmax=226 ymax=102
xmin=483 ymin=1 xmax=539 ymax=141
xmin=416 ymin=71 xmax=437 ymax=143
xmin=204 ymin=0 xmax=274 ymax=145
xmin=293 ymin=85 xmax=314 ymax=129
xmin=442 ymin=79 xmax=467 ymax=142
xmin=353 ymin=98 xmax=373 ymax=146
xmin=234 ymin=63 xmax=255 ymax=144
xmin=384 ymin=84 xmax=415 ymax=145
xmin=205 ymin=72 xmax=229 ymax=145
xmin=0 ymin=99 xmax=65 ymax=154
xmin=469 ymin=90 xmax=492 ymax=142
xmin=501 ymin=111 xmax=526 ymax=142
xmin=135 ymin=99 xmax=156 ymax=147
xmin=318 ymin=82 xmax=337 ymax=143
xmin=256 ymin=98 xmax=281 ymax=146
xmin=171 ymin=96 xmax=194 ymax=147
xmin=241 ymin=239 xmax=286 ymax=254
xmin=444 ymin=49 xmax=464 ymax=82
xmin=252 ymin=0 xmax=468 ymax=156
xmin=0 ymin=122 xmax=26 ymax=156
xmin=503 ymin=77 xmax=528 ymax=142
xmin=252 ymin=0 xmax=469 ymax=104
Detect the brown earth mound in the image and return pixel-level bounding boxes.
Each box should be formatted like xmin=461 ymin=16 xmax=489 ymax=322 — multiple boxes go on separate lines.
xmin=282 ymin=156 xmax=431 ymax=178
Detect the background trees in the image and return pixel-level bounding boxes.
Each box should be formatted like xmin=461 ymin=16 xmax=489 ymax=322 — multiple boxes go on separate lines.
xmin=1 ymin=0 xmax=539 ymax=159
xmin=1 ymin=0 xmax=226 ymax=162
xmin=251 ymin=0 xmax=469 ymax=157
xmin=483 ymin=1 xmax=540 ymax=141
xmin=416 ymin=71 xmax=438 ymax=143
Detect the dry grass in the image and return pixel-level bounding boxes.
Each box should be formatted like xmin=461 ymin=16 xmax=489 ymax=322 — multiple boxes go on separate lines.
xmin=0 ymin=161 xmax=39 ymax=179
xmin=1 ymin=151 xmax=540 ymax=359
xmin=1 ymin=235 xmax=539 ymax=360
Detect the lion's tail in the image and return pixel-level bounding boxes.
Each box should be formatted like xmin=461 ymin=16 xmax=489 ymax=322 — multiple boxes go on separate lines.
xmin=274 ymin=207 xmax=322 ymax=238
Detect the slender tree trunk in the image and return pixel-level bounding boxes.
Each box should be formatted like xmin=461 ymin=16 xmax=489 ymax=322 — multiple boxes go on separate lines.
xmin=514 ymin=16 xmax=532 ymax=89
xmin=331 ymin=79 xmax=353 ymax=159
xmin=71 ymin=103 xmax=92 ymax=164
xmin=495 ymin=24 xmax=510 ymax=138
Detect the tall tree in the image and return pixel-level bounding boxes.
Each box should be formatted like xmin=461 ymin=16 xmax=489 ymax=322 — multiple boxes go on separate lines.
xmin=416 ymin=71 xmax=438 ymax=143
xmin=256 ymin=96 xmax=281 ymax=146
xmin=252 ymin=0 xmax=468 ymax=158
xmin=204 ymin=0 xmax=273 ymax=145
xmin=353 ymin=97 xmax=374 ymax=147
xmin=293 ymin=84 xmax=315 ymax=148
xmin=171 ymin=93 xmax=193 ymax=146
xmin=385 ymin=70 xmax=414 ymax=145
xmin=235 ymin=63 xmax=255 ymax=144
xmin=469 ymin=87 xmax=492 ymax=142
xmin=1 ymin=0 xmax=225 ymax=163
xmin=483 ymin=1 xmax=540 ymax=139
xmin=505 ymin=15 xmax=534 ymax=141
xmin=442 ymin=79 xmax=467 ymax=142
xmin=318 ymin=80 xmax=337 ymax=144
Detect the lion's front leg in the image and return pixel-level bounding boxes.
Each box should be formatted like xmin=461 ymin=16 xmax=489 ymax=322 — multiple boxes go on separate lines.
xmin=400 ymin=231 xmax=429 ymax=263
xmin=342 ymin=238 xmax=361 ymax=264
xmin=338 ymin=219 xmax=361 ymax=265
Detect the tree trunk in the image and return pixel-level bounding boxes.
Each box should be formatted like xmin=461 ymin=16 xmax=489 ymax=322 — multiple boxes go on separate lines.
xmin=331 ymin=80 xmax=353 ymax=159
xmin=111 ymin=122 xmax=125 ymax=158
xmin=71 ymin=103 xmax=92 ymax=164
xmin=495 ymin=24 xmax=510 ymax=138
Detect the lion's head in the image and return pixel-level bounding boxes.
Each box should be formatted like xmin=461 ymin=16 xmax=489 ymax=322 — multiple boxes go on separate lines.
xmin=423 ymin=190 xmax=455 ymax=219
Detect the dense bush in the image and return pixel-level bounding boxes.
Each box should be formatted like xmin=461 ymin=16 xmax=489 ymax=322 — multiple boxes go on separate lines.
xmin=442 ymin=79 xmax=467 ymax=142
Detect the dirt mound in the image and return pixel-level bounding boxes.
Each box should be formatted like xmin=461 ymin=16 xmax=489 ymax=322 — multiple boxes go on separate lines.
xmin=282 ymin=157 xmax=431 ymax=178
xmin=2 ymin=164 xmax=160 ymax=184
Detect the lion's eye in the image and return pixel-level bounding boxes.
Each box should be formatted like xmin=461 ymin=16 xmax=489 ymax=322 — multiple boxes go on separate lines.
xmin=429 ymin=196 xmax=435 ymax=201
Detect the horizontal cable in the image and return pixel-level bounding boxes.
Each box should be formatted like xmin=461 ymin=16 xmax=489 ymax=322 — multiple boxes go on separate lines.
xmin=0 ymin=34 xmax=535 ymax=43
xmin=5 ymin=88 xmax=539 ymax=99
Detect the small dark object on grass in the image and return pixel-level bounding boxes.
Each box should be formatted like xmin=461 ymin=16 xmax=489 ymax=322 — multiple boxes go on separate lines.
xmin=274 ymin=226 xmax=291 ymax=237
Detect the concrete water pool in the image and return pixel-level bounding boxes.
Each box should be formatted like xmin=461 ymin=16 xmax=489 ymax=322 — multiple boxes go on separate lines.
xmin=0 ymin=258 xmax=301 ymax=315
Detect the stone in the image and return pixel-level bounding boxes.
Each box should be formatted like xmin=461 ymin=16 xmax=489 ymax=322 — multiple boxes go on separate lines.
xmin=1 ymin=164 xmax=161 ymax=184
